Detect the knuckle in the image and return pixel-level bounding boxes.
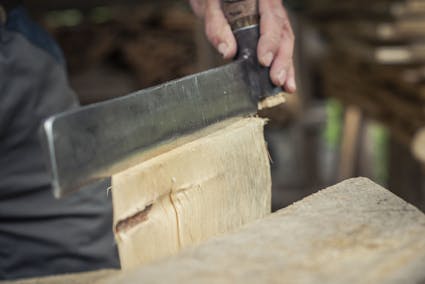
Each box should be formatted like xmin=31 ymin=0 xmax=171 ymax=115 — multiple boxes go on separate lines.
xmin=276 ymin=48 xmax=293 ymax=67
xmin=281 ymin=27 xmax=295 ymax=46
xmin=262 ymin=33 xmax=281 ymax=49
xmin=280 ymin=18 xmax=294 ymax=38
xmin=274 ymin=10 xmax=287 ymax=23
xmin=261 ymin=15 xmax=292 ymax=39
xmin=286 ymin=24 xmax=295 ymax=38
xmin=286 ymin=29 xmax=295 ymax=42
xmin=205 ymin=25 xmax=219 ymax=45
xmin=205 ymin=24 xmax=213 ymax=38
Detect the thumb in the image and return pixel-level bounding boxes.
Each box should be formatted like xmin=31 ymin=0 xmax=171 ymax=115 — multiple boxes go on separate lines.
xmin=204 ymin=0 xmax=237 ymax=59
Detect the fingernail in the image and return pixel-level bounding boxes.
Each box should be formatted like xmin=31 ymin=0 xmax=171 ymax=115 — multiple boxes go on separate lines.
xmin=277 ymin=70 xmax=286 ymax=86
xmin=262 ymin=52 xmax=273 ymax=67
xmin=288 ymin=77 xmax=297 ymax=92
xmin=218 ymin=43 xmax=228 ymax=57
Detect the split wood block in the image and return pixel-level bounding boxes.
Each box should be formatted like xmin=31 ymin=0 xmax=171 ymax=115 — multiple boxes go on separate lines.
xmin=103 ymin=177 xmax=425 ymax=284
xmin=111 ymin=117 xmax=271 ymax=270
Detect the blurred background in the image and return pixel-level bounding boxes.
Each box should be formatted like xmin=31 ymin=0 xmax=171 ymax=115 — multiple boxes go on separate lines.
xmin=29 ymin=0 xmax=425 ymax=211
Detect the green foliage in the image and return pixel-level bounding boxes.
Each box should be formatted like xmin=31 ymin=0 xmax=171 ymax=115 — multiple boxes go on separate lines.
xmin=90 ymin=7 xmax=112 ymax=24
xmin=324 ymin=99 xmax=343 ymax=148
xmin=45 ymin=9 xmax=83 ymax=28
xmin=369 ymin=122 xmax=389 ymax=186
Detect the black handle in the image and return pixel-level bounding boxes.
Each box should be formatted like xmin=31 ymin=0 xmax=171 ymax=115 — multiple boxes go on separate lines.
xmin=223 ymin=0 xmax=283 ymax=101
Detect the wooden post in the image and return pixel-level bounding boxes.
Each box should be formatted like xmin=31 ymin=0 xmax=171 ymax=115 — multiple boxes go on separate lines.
xmin=412 ymin=127 xmax=425 ymax=164
xmin=338 ymin=106 xmax=363 ymax=180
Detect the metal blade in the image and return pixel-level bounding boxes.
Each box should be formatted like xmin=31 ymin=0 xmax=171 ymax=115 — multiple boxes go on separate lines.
xmin=41 ymin=59 xmax=257 ymax=197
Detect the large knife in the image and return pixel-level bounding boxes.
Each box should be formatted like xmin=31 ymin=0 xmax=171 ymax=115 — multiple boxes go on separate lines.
xmin=41 ymin=0 xmax=287 ymax=198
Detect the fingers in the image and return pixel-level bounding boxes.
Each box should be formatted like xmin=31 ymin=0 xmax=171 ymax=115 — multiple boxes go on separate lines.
xmin=258 ymin=0 xmax=296 ymax=93
xmin=257 ymin=0 xmax=286 ymax=67
xmin=196 ymin=0 xmax=296 ymax=92
xmin=204 ymin=0 xmax=237 ymax=59
xmin=269 ymin=31 xmax=294 ymax=89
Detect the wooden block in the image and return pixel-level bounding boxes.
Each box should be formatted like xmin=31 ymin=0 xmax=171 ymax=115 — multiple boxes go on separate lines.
xmin=111 ymin=118 xmax=271 ymax=269
xmin=102 ymin=178 xmax=425 ymax=284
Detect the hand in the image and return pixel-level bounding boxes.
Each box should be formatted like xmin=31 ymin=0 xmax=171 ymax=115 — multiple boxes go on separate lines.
xmin=189 ymin=0 xmax=296 ymax=93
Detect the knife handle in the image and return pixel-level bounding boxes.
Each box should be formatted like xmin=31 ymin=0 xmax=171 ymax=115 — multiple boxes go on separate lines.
xmin=222 ymin=0 xmax=259 ymax=32
xmin=223 ymin=0 xmax=283 ymax=103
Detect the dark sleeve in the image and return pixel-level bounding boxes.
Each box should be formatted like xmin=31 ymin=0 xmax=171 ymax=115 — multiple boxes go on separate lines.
xmin=0 ymin=11 xmax=119 ymax=281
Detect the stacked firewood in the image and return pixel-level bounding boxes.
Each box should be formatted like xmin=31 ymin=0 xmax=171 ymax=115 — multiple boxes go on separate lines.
xmin=45 ymin=2 xmax=198 ymax=88
xmin=307 ymin=0 xmax=425 ymax=150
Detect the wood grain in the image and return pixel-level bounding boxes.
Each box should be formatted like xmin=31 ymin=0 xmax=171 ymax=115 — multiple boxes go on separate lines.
xmin=111 ymin=117 xmax=271 ymax=269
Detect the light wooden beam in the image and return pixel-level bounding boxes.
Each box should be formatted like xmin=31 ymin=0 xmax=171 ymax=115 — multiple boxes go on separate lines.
xmin=104 ymin=177 xmax=425 ymax=284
